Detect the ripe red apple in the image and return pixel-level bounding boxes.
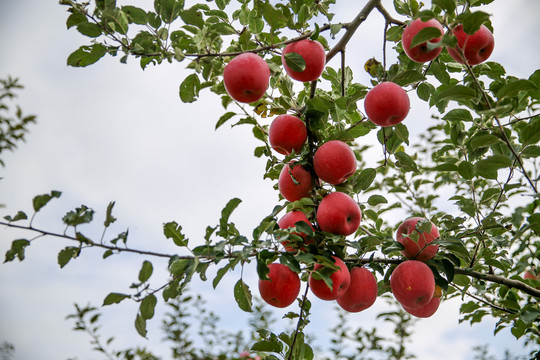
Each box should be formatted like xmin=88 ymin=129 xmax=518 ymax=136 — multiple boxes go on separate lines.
xmin=277 ymin=211 xmax=315 ymax=252
xmin=223 ymin=52 xmax=270 ymax=103
xmin=390 ymin=260 xmax=435 ymax=309
xmin=316 ymin=192 xmax=362 ymax=236
xmin=402 ymin=296 xmax=440 ymax=318
xmin=258 ymin=263 xmax=301 ymax=308
xmin=396 ymin=217 xmax=440 ymax=262
xmin=278 ymin=162 xmax=313 ymax=202
xmin=309 ymin=256 xmax=350 ymax=301
xmin=447 ymin=24 xmax=495 ymax=66
xmin=402 ymin=18 xmax=444 ymax=63
xmin=269 ymin=114 xmax=307 ymax=155
xmin=313 ymin=140 xmax=357 ymax=185
xmin=337 ymin=267 xmax=378 ymax=312
xmin=364 ymin=82 xmax=410 ymax=127
xmin=281 ymin=39 xmax=326 ymax=82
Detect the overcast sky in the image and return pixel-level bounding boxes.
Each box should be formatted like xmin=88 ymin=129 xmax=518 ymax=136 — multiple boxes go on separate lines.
xmin=1 ymin=0 xmax=539 ymax=359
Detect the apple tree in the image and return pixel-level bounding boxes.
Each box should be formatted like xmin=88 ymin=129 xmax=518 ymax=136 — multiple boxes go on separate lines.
xmin=2 ymin=0 xmax=539 ymax=359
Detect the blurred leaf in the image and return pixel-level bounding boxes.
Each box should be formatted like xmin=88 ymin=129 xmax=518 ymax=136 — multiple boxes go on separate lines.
xmin=33 ymin=190 xmax=61 ymax=212
xmin=461 ymin=11 xmax=490 ymax=34
xmin=138 ymin=260 xmax=153 ymax=282
xmin=179 ymin=74 xmax=200 ymax=103
xmin=67 ymin=44 xmax=107 ymax=67
xmin=103 ymin=292 xmax=130 ymax=306
xmin=410 ymin=27 xmax=442 ymax=48
xmin=163 ymin=221 xmax=188 ymax=247
xmin=140 ymin=294 xmax=157 ymax=320
xmin=58 ymin=246 xmax=80 ymax=268
xmin=367 ymin=194 xmax=388 ymax=206
xmin=4 ymin=239 xmax=30 ymax=262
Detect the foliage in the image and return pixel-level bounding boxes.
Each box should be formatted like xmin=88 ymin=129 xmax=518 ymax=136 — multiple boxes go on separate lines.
xmin=1 ymin=0 xmax=540 ymax=359
xmin=0 ymin=76 xmax=36 ymax=168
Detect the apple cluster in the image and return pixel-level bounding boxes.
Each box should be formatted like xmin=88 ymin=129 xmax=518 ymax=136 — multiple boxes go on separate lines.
xmin=221 ymin=16 xmax=496 ymax=320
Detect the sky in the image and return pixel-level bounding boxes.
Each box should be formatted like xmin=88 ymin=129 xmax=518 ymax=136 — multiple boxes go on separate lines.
xmin=0 ymin=0 xmax=539 ymax=359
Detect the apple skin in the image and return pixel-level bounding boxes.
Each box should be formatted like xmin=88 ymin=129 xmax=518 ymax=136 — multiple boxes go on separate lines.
xmin=223 ymin=52 xmax=270 ymax=103
xmin=390 ymin=260 xmax=435 ymax=309
xmin=282 ymin=39 xmax=326 ymax=82
xmin=278 ymin=162 xmax=313 ymax=202
xmin=269 ymin=114 xmax=307 ymax=155
xmin=402 ymin=296 xmax=440 ymax=318
xmin=402 ymin=18 xmax=444 ymax=63
xmin=258 ymin=263 xmax=301 ymax=308
xmin=317 ymin=192 xmax=362 ymax=236
xmin=313 ymin=140 xmax=357 ymax=185
xmin=309 ymin=256 xmax=351 ymax=301
xmin=336 ymin=267 xmax=378 ymax=312
xmin=396 ymin=217 xmax=440 ymax=262
xmin=447 ymin=24 xmax=495 ymax=66
xmin=364 ymin=82 xmax=410 ymax=127
xmin=277 ymin=211 xmax=315 ymax=252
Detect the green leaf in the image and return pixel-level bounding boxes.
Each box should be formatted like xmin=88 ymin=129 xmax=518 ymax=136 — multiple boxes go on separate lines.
xmin=461 ymin=11 xmax=490 ymax=35
xmin=122 ymin=5 xmax=148 ymax=24
xmin=469 ymin=133 xmax=502 ymax=148
xmin=394 ymin=151 xmax=419 ymax=173
xmin=433 ymin=0 xmax=456 ymax=12
xmin=67 ymin=44 xmax=107 ymax=67
xmin=62 ymin=205 xmax=94 ymax=226
xmin=179 ymin=6 xmax=204 ymax=28
xmin=458 ymin=161 xmax=475 ymax=179
xmin=521 ymin=145 xmax=540 ymax=159
xmin=443 ymin=108 xmax=473 ymax=122
xmin=66 ymin=12 xmax=88 ymax=29
xmin=163 ymin=221 xmax=188 ymax=247
xmin=213 ymin=262 xmax=233 ymax=288
xmin=283 ymin=52 xmax=306 ymax=73
xmin=4 ymin=211 xmax=28 ymax=222
xmin=179 ymin=74 xmax=200 ymax=103
xmin=210 ymin=22 xmax=236 ymax=35
xmin=76 ymin=22 xmax=102 ymax=37
xmin=392 ymin=70 xmax=426 ymax=87
xmin=138 ymin=260 xmax=153 ymax=282
xmin=367 ymin=194 xmax=388 ymax=206
xmin=104 ymin=201 xmax=116 ymax=227
xmin=33 ymin=190 xmax=61 ymax=212
xmin=432 ymin=85 xmax=477 ymax=104
xmin=416 ymin=82 xmax=434 ymax=101
xmin=58 ymin=246 xmax=80 ymax=268
xmin=103 ymin=292 xmax=130 ymax=306
xmin=219 ymin=198 xmax=242 ymax=232
xmin=474 ymin=155 xmax=512 ymax=179
xmin=135 ymin=313 xmax=147 ymax=338
xmin=234 ymin=279 xmax=253 ymax=312
xmin=355 ymin=168 xmax=376 ymax=191
xmin=215 ymin=111 xmax=236 ymax=130
xmin=4 ymin=239 xmax=30 ymax=262
xmin=280 ymin=253 xmax=301 ymax=273
xmin=252 ymin=338 xmax=283 ymax=352
xmin=394 ymin=123 xmax=409 ymax=145
xmin=496 ymin=79 xmax=537 ymax=100
xmin=140 ymin=294 xmax=157 ymax=320
xmin=410 ymin=27 xmax=442 ymax=48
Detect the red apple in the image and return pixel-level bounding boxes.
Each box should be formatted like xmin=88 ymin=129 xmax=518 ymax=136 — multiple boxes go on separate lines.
xmin=223 ymin=52 xmax=270 ymax=103
xmin=402 ymin=296 xmax=440 ymax=318
xmin=313 ymin=140 xmax=357 ymax=185
xmin=390 ymin=260 xmax=435 ymax=309
xmin=396 ymin=217 xmax=440 ymax=262
xmin=278 ymin=162 xmax=313 ymax=202
xmin=337 ymin=267 xmax=378 ymax=312
xmin=258 ymin=263 xmax=301 ymax=308
xmin=269 ymin=114 xmax=307 ymax=155
xmin=523 ymin=269 xmax=540 ymax=289
xmin=317 ymin=192 xmax=362 ymax=236
xmin=402 ymin=18 xmax=444 ymax=63
xmin=364 ymin=82 xmax=410 ymax=127
xmin=309 ymin=256 xmax=350 ymax=301
xmin=447 ymin=24 xmax=495 ymax=66
xmin=277 ymin=211 xmax=315 ymax=252
xmin=282 ymin=39 xmax=326 ymax=82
